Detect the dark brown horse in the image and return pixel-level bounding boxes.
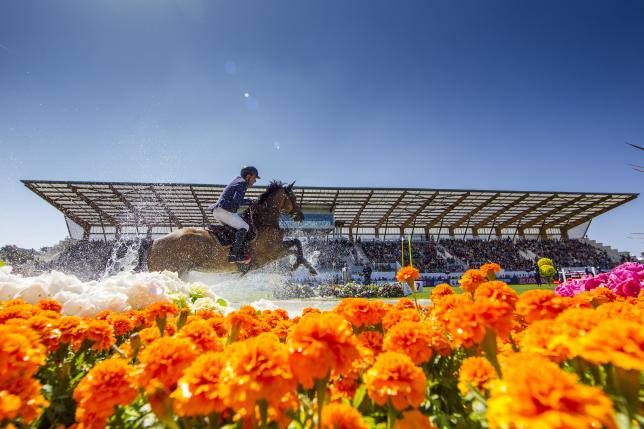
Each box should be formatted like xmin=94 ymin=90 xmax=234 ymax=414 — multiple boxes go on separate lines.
xmin=144 ymin=181 xmax=317 ymax=278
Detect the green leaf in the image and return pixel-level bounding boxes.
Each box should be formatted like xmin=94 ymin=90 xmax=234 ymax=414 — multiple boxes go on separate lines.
xmin=353 ymin=384 xmax=367 ymax=409
xmin=216 ymin=298 xmax=228 ymax=307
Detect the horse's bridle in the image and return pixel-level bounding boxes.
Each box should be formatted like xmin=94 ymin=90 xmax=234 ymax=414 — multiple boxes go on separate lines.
xmin=285 ymin=187 xmax=304 ymax=221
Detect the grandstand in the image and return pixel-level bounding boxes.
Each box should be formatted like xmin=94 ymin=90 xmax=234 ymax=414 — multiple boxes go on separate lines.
xmin=22 ymin=180 xmax=638 ymax=275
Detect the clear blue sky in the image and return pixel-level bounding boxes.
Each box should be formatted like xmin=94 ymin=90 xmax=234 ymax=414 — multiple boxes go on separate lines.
xmin=0 ymin=0 xmax=642 ymax=256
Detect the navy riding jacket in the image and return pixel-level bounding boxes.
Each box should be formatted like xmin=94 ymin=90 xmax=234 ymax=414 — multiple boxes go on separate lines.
xmin=207 ymin=176 xmax=253 ymax=213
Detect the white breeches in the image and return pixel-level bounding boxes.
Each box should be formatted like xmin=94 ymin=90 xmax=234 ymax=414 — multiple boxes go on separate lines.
xmin=212 ymin=207 xmax=249 ymax=231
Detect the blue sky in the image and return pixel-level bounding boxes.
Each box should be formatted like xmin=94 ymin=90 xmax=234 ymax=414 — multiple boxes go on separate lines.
xmin=0 ymin=0 xmax=642 ymax=255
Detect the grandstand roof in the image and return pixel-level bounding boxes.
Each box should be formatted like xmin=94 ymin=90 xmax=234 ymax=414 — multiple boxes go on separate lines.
xmin=23 ymin=179 xmax=637 ymax=239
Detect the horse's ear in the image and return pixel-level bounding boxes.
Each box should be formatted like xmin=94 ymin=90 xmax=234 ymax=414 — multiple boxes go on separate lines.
xmin=287 ymin=181 xmax=296 ymax=190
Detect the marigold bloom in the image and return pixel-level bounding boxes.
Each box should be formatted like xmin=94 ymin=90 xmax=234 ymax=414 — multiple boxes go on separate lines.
xmin=459 ymin=269 xmax=486 ymax=293
xmin=1 ymin=377 xmax=48 ymax=423
xmin=474 ymin=281 xmax=518 ymax=308
xmin=84 ymin=320 xmax=115 ymax=351
xmin=477 ymin=299 xmax=514 ymax=339
xmin=516 ymin=290 xmax=567 ymax=323
xmin=171 ymin=352 xmax=227 ymax=416
xmin=395 ymin=298 xmax=417 ymax=309
xmin=334 ymin=298 xmax=388 ymax=328
xmin=176 ymin=319 xmax=224 ymax=353
xmin=383 ymin=321 xmax=443 ymax=364
xmin=430 ymin=283 xmax=455 ymax=301
xmin=138 ymin=337 xmax=198 ymax=391
xmin=301 ymin=307 xmax=322 ymax=316
xmin=487 ymin=353 xmax=616 ymax=429
xmin=458 ymin=357 xmax=497 ymax=395
xmin=36 ymin=299 xmax=62 ymax=313
xmin=445 ymin=301 xmax=487 ymax=348
xmin=321 ymin=402 xmax=368 ymax=429
xmin=27 ymin=315 xmax=60 ymax=352
xmin=144 ymin=302 xmax=178 ymax=324
xmin=575 ymin=319 xmax=644 ymax=371
xmin=220 ymin=333 xmax=295 ymax=412
xmin=0 ymin=391 xmax=21 ymax=421
xmin=226 ymin=308 xmax=268 ymax=341
xmin=479 ymin=263 xmax=501 ymax=279
xmin=0 ymin=304 xmax=39 ymax=324
xmin=0 ymin=325 xmax=46 ymax=381
xmin=358 ymin=330 xmax=384 ymax=354
xmin=287 ymin=313 xmax=360 ymax=388
xmin=382 ymin=308 xmax=422 ymax=330
xmin=73 ymin=359 xmax=138 ymax=428
xmin=589 ymin=286 xmax=617 ymax=304
xmin=431 ymin=294 xmax=472 ymax=325
xmin=395 ymin=410 xmax=437 ymax=429
xmin=396 ymin=265 xmax=420 ymax=282
xmin=364 ymin=351 xmax=426 ymax=410
xmin=57 ymin=316 xmax=85 ymax=349
xmin=110 ymin=314 xmax=134 ymax=337
xmin=519 ymin=320 xmax=567 ymax=363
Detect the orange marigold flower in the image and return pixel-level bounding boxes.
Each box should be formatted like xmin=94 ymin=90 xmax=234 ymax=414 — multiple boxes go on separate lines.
xmin=27 ymin=315 xmax=60 ymax=352
xmin=171 ymin=352 xmax=227 ymax=417
xmin=519 ymin=320 xmax=567 ymax=363
xmin=36 ymin=299 xmax=62 ymax=313
xmin=431 ymin=294 xmax=472 ymax=325
xmin=144 ymin=302 xmax=178 ymax=324
xmin=0 ymin=304 xmax=39 ymax=324
xmin=396 ymin=265 xmax=420 ymax=282
xmin=334 ymin=298 xmax=388 ymax=329
xmin=124 ymin=310 xmax=146 ymax=328
xmin=138 ymin=337 xmax=198 ymax=391
xmin=0 ymin=391 xmax=21 ymax=421
xmin=204 ymin=313 xmax=228 ymax=337
xmin=395 ymin=410 xmax=437 ymax=429
xmin=430 ymin=283 xmax=455 ymax=301
xmin=0 ymin=324 xmax=46 ymax=381
xmin=176 ymin=319 xmax=224 ymax=353
xmin=73 ymin=359 xmax=138 ymax=428
xmin=382 ymin=308 xmax=422 ymax=330
xmin=220 ymin=333 xmax=295 ymax=412
xmin=487 ymin=353 xmax=616 ymax=429
xmin=590 ymin=287 xmax=618 ymax=305
xmin=474 ymin=281 xmax=518 ymax=308
xmin=479 ymin=263 xmax=501 ymax=279
xmin=1 ymin=377 xmax=48 ymax=423
xmin=458 ymin=357 xmax=498 ymax=395
xmin=287 ymin=313 xmax=360 ymax=388
xmin=138 ymin=327 xmax=161 ymax=345
xmin=57 ymin=316 xmax=85 ymax=349
xmin=110 ymin=315 xmax=134 ymax=337
xmin=321 ymin=402 xmax=368 ymax=429
xmin=358 ymin=330 xmax=384 ymax=354
xmin=516 ymin=290 xmax=567 ymax=323
xmin=301 ymin=307 xmax=321 ymax=316
xmin=226 ymin=308 xmax=268 ymax=341
xmin=383 ymin=321 xmax=440 ymax=364
xmin=575 ymin=319 xmax=644 ymax=371
xmin=459 ymin=269 xmax=486 ymax=293
xmin=84 ymin=320 xmax=115 ymax=351
xmin=395 ymin=298 xmax=417 ymax=309
xmin=364 ymin=351 xmax=426 ymax=410
xmin=445 ymin=301 xmax=487 ymax=348
xmin=95 ymin=310 xmax=113 ymax=321
xmin=477 ymin=299 xmax=514 ymax=340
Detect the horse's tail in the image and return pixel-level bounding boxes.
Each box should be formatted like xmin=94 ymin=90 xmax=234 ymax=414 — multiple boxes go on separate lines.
xmin=135 ymin=238 xmax=154 ymax=272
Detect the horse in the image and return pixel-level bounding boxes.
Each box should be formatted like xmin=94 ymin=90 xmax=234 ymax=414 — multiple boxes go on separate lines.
xmin=142 ymin=181 xmax=318 ymax=278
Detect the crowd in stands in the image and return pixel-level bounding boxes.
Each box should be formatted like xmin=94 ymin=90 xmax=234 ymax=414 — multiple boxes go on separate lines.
xmin=516 ymin=239 xmax=614 ymax=269
xmin=303 ymin=237 xmax=356 ymax=269
xmin=440 ymin=238 xmax=534 ymax=271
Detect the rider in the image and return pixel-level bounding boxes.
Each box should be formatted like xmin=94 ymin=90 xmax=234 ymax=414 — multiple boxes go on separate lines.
xmin=208 ymin=166 xmax=260 ymax=263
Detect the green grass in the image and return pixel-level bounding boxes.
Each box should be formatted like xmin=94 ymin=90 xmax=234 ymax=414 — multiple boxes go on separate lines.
xmin=413 ymin=283 xmax=556 ymax=299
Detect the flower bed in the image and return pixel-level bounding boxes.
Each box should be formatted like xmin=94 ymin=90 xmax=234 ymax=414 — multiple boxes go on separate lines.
xmin=273 ymin=282 xmax=405 ymax=299
xmin=1 ymin=263 xmax=643 ymax=429
xmin=556 ymin=262 xmax=643 ymax=298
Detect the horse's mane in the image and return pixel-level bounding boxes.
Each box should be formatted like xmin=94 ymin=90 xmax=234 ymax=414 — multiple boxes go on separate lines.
xmin=256 ymin=180 xmax=286 ymax=205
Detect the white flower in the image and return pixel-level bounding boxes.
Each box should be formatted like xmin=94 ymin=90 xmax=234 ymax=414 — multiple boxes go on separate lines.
xmin=249 ymin=298 xmax=279 ymax=312
xmin=15 ymin=281 xmax=50 ymax=304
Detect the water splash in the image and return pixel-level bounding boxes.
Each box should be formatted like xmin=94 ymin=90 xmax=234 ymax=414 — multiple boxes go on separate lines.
xmin=102 ymin=238 xmax=143 ymax=279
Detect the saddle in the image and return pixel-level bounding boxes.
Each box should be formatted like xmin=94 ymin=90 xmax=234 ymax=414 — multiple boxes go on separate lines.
xmin=205 ymin=224 xmax=256 ymax=247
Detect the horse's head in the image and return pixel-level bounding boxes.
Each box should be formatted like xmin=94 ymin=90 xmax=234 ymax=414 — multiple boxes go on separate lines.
xmin=283 ymin=181 xmax=304 ymax=221
xmin=256 ymin=180 xmax=304 ymax=222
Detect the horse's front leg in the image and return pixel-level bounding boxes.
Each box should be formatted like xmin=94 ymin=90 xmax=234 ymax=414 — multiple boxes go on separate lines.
xmin=282 ymin=239 xmax=318 ymax=275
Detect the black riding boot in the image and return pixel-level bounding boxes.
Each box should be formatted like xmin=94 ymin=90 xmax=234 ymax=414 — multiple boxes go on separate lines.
xmin=229 ymin=229 xmax=248 ymax=263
